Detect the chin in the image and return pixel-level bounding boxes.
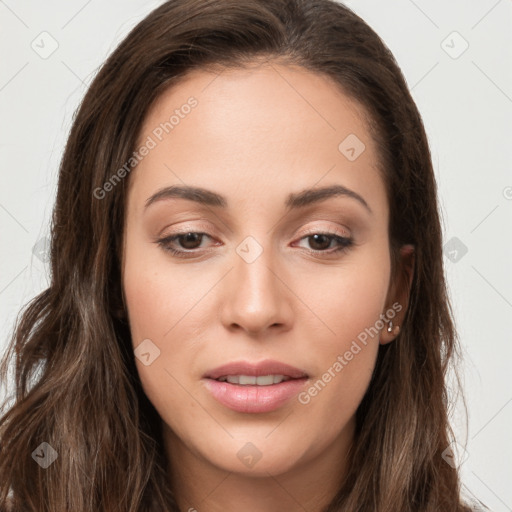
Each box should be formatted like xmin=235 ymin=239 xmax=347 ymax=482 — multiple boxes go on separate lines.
xmin=208 ymin=444 xmax=307 ymax=477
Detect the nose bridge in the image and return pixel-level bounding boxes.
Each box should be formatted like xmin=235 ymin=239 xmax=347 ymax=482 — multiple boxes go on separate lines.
xmin=220 ymin=234 xmax=290 ymax=334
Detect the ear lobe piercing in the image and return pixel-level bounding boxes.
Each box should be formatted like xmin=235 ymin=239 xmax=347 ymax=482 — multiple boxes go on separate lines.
xmin=387 ymin=320 xmax=400 ymax=336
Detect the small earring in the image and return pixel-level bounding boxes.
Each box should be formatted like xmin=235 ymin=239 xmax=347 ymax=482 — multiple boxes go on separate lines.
xmin=387 ymin=321 xmax=400 ymax=335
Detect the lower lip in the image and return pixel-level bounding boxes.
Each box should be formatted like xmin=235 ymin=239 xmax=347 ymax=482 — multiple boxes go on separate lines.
xmin=203 ymin=378 xmax=308 ymax=413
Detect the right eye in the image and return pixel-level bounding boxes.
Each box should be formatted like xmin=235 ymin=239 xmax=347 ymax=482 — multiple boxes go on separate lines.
xmin=156 ymin=231 xmax=218 ymax=257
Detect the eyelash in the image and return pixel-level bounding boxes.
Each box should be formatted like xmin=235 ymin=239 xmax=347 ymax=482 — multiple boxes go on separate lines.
xmin=155 ymin=230 xmax=354 ymax=258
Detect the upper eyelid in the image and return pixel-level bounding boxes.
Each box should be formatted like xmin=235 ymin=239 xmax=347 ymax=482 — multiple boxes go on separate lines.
xmin=299 ymin=226 xmax=351 ymax=238
xmin=162 ymin=227 xmax=351 ymax=239
xmin=160 ymin=220 xmax=352 ymax=239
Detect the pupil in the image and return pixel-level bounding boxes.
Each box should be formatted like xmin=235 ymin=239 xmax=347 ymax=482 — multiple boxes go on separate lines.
xmin=180 ymin=233 xmax=201 ymax=249
xmin=309 ymin=234 xmax=330 ymax=250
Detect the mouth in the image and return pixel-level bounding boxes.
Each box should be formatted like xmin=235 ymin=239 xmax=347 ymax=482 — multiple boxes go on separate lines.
xmin=215 ymin=374 xmax=294 ymax=385
xmin=202 ymin=360 xmax=309 ymax=413
xmin=204 ymin=359 xmax=308 ymax=381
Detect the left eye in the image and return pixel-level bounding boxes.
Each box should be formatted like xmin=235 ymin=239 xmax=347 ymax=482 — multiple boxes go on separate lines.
xmin=156 ymin=231 xmax=353 ymax=257
xmin=295 ymin=233 xmax=353 ymax=253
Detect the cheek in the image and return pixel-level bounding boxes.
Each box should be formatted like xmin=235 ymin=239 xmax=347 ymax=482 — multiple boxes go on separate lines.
xmin=123 ymin=254 xmax=205 ymax=439
xmin=291 ymin=244 xmax=390 ymax=351
xmin=122 ymin=236 xmax=213 ymax=421
xmin=122 ymin=233 xmax=203 ymax=341
xmin=290 ymin=248 xmax=390 ymax=433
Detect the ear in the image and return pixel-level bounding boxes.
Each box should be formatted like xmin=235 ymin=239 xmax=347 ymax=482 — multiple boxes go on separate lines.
xmin=380 ymin=244 xmax=415 ymax=345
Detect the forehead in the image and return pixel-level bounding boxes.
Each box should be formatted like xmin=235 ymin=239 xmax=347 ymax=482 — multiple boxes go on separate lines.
xmin=128 ymin=61 xmax=387 ymax=218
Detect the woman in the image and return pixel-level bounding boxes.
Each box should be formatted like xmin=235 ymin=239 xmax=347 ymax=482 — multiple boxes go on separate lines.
xmin=0 ymin=0 xmax=487 ymax=510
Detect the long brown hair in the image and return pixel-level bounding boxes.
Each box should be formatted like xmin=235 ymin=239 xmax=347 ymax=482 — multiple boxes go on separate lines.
xmin=0 ymin=0 xmax=475 ymax=510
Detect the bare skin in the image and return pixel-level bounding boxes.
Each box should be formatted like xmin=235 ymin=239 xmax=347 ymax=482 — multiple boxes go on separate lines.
xmin=122 ymin=59 xmax=414 ymax=512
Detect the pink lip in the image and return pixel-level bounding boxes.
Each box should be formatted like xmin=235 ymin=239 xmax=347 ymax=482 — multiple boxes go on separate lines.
xmin=202 ymin=359 xmax=309 ymax=414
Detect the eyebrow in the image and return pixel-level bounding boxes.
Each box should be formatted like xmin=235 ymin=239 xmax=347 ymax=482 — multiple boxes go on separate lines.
xmin=144 ymin=184 xmax=372 ymax=214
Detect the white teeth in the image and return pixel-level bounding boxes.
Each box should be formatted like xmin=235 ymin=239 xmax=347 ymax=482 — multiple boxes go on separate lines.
xmin=218 ymin=374 xmax=290 ymax=386
xmin=237 ymin=375 xmax=256 ymax=385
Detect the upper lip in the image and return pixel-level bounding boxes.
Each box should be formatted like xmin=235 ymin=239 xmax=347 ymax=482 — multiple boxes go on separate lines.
xmin=204 ymin=359 xmax=308 ymax=380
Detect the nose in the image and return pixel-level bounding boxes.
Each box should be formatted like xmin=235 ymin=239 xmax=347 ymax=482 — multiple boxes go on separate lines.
xmin=219 ymin=244 xmax=293 ymax=336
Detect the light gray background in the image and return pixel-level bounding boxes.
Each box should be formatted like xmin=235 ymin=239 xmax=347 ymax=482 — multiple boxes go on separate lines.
xmin=1 ymin=1 xmax=511 ymax=509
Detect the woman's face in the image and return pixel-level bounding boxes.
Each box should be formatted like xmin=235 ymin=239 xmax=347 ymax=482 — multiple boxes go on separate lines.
xmin=122 ymin=61 xmax=409 ymax=479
